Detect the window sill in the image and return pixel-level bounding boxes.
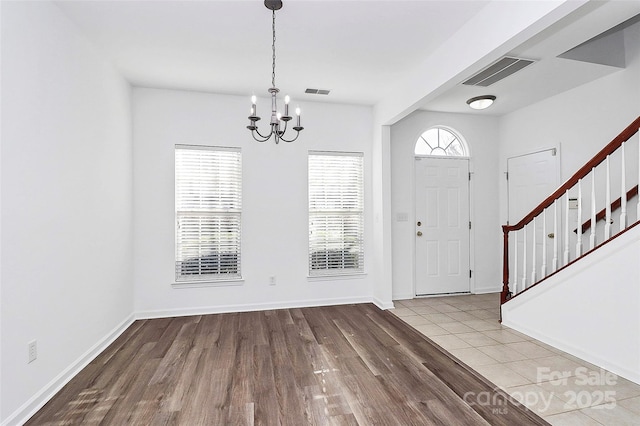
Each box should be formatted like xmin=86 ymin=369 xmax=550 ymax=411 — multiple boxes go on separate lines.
xmin=172 ymin=279 xmax=244 ymax=289
xmin=308 ymin=273 xmax=367 ymax=282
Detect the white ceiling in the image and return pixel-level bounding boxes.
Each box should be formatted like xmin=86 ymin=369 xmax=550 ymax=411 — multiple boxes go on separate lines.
xmin=55 ymin=0 xmax=640 ymax=115
xmin=422 ymin=1 xmax=640 ymax=116
xmin=55 ymin=0 xmax=489 ymax=106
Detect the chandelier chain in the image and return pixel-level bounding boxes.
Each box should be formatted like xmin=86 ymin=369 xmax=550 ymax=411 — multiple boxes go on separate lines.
xmin=271 ymin=9 xmax=276 ymax=88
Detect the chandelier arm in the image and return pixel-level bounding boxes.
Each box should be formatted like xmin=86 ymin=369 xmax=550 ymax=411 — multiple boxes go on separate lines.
xmin=252 ymin=128 xmax=274 ymax=142
xmin=278 ymin=130 xmax=301 ymax=143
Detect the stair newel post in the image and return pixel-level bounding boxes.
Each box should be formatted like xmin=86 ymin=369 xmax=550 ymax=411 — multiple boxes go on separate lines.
xmin=501 ymin=226 xmax=511 ymax=304
xmin=590 ymin=168 xmax=596 ymax=250
xmin=605 ymin=155 xmax=612 ymax=239
xmin=576 ymin=179 xmax=583 ymax=256
xmin=564 ymin=189 xmax=570 ymax=265
xmin=541 ymin=210 xmax=547 ymax=279
xmin=522 ymin=223 xmax=527 ymax=291
xmin=620 ymin=141 xmax=627 ymax=231
xmin=552 ymin=199 xmax=558 ymax=272
xmin=514 ymin=229 xmax=519 ymax=294
xmin=531 ymin=216 xmax=537 ymax=285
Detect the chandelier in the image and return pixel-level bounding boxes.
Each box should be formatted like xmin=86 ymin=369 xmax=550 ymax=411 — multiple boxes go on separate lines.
xmin=247 ymin=0 xmax=303 ymax=144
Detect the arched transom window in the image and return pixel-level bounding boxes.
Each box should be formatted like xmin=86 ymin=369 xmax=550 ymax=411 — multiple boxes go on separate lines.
xmin=415 ymin=127 xmax=467 ymax=156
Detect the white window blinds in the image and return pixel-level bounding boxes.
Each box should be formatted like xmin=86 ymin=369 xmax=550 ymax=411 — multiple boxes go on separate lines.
xmin=309 ymin=152 xmax=364 ymax=276
xmin=175 ymin=145 xmax=242 ymax=281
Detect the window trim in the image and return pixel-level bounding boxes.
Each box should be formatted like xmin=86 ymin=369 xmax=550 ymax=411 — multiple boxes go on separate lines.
xmin=174 ymin=144 xmax=242 ymax=284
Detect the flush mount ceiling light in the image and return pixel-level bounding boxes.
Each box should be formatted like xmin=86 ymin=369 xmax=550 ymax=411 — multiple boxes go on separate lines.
xmin=466 ymin=95 xmax=496 ymax=110
xmin=247 ymin=0 xmax=303 ymax=144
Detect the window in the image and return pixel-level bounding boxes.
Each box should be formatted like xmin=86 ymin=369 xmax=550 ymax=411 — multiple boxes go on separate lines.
xmin=415 ymin=127 xmax=467 ymax=156
xmin=175 ymin=145 xmax=242 ymax=282
xmin=309 ymin=152 xmax=364 ymax=276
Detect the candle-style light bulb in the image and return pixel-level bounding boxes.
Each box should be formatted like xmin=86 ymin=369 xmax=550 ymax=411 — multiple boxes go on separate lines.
xmin=284 ymin=95 xmax=290 ymax=116
xmin=251 ymin=95 xmax=257 ymax=117
xmin=295 ymin=107 xmax=301 ymax=127
xmin=251 ymin=95 xmax=257 ymax=104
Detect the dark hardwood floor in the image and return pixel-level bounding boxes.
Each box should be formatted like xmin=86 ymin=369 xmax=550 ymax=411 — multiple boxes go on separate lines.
xmin=26 ymin=304 xmax=548 ymax=425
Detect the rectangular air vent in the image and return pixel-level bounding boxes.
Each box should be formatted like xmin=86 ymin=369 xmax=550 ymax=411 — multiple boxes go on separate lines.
xmin=463 ymin=56 xmax=535 ymax=87
xmin=305 ymin=88 xmax=331 ymax=95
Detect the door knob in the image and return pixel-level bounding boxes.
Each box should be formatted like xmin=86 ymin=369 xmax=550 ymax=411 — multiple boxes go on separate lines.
xmin=417 ymin=231 xmax=423 ymax=236
xmin=547 ymin=233 xmax=555 ymax=239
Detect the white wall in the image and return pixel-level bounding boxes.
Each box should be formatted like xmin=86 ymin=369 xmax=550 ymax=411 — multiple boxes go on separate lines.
xmin=502 ymin=226 xmax=640 ymax=384
xmin=390 ymin=111 xmax=501 ymax=299
xmin=0 ymin=2 xmax=133 ymax=424
xmin=132 ymin=88 xmax=375 ymax=317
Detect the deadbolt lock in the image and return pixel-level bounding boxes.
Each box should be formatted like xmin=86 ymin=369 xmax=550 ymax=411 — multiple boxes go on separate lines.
xmin=417 ymin=221 xmax=422 ymax=226
xmin=417 ymin=231 xmax=423 ymax=237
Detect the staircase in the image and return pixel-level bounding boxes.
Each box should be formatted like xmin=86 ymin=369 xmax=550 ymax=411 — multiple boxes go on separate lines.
xmin=500 ymin=116 xmax=640 ymax=304
xmin=499 ymin=116 xmax=640 ymax=384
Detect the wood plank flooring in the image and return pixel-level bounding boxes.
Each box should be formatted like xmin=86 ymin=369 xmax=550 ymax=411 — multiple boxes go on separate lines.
xmin=26 ymin=304 xmax=548 ymax=425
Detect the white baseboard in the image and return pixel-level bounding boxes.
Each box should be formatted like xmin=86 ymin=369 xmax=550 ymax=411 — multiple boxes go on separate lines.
xmin=472 ymin=286 xmax=501 ymax=295
xmin=502 ymin=319 xmax=640 ymax=386
xmin=372 ymin=297 xmax=394 ymax=310
xmin=3 ymin=314 xmax=135 ymax=426
xmin=135 ymin=296 xmax=374 ymax=320
xmin=391 ymin=292 xmax=414 ymax=301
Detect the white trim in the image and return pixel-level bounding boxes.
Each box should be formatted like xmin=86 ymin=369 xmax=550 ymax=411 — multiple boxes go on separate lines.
xmin=373 ymin=297 xmax=395 ymax=310
xmin=391 ymin=292 xmax=415 ymax=301
xmin=307 ymin=273 xmax=367 ymax=281
xmin=135 ymin=296 xmax=374 ymax=320
xmin=172 ymin=279 xmax=244 ymax=289
xmin=3 ymin=314 xmax=135 ymax=426
xmin=175 ymin=144 xmax=241 ymax=153
xmin=472 ymin=287 xmax=502 ymax=295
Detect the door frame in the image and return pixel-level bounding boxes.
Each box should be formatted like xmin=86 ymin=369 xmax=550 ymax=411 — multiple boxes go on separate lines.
xmin=413 ymin=155 xmax=473 ymax=297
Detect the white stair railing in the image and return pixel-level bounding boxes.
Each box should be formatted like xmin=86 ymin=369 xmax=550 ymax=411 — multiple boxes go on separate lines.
xmin=502 ymin=117 xmax=640 ymax=304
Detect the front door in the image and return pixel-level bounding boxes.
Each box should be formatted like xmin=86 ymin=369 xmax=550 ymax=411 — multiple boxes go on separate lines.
xmin=415 ymin=157 xmax=470 ymax=296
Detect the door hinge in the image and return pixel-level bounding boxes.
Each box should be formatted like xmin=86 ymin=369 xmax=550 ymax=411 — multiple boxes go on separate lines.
xmin=469 ymin=221 xmax=472 ymax=230
xmin=469 ymin=270 xmax=472 ymax=278
xmin=469 ymin=172 xmax=471 ymax=181
xmin=505 ymin=171 xmax=509 ymax=180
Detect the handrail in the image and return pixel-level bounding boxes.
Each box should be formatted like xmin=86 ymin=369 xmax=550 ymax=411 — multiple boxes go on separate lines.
xmin=504 ymin=116 xmax=640 ymax=233
xmin=576 ymin=185 xmax=639 ymax=234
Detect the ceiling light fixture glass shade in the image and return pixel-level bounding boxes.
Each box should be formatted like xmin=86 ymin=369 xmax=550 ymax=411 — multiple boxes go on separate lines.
xmin=466 ymin=95 xmax=496 ymax=110
xmin=247 ymin=0 xmax=303 ymax=144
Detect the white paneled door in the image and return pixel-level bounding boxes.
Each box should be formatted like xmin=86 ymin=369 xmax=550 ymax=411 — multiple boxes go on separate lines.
xmin=415 ymin=157 xmax=470 ymax=296
xmin=507 ymin=148 xmax=559 ymax=223
xmin=507 ymin=148 xmax=560 ymax=289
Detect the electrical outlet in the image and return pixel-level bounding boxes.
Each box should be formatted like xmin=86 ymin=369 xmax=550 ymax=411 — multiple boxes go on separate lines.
xmin=28 ymin=340 xmax=37 ymax=363
xmin=269 ymin=276 xmax=276 ymax=286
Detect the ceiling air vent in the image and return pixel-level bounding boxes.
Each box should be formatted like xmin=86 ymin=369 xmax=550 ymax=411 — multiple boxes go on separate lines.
xmin=305 ymin=88 xmax=331 ymax=95
xmin=463 ymin=56 xmax=535 ymax=87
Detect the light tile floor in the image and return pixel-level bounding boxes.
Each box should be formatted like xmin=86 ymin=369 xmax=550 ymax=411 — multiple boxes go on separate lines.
xmin=392 ymin=293 xmax=640 ymax=426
